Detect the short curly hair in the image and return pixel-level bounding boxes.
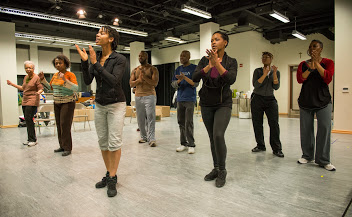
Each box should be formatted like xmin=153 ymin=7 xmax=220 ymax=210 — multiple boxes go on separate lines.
xmin=262 ymin=51 xmax=273 ymax=59
xmin=52 ymin=54 xmax=70 ymax=69
xmin=101 ymin=25 xmax=119 ymax=50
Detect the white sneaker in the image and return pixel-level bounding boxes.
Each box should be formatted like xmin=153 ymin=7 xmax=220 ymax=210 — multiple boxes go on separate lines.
xmin=323 ymin=163 xmax=336 ymax=171
xmin=23 ymin=141 xmax=29 ymax=145
xmin=297 ymin=158 xmax=313 ymax=164
xmin=176 ymin=145 xmax=186 ymax=152
xmin=28 ymin=142 xmax=37 ymax=147
xmin=188 ymin=147 xmax=195 ymax=154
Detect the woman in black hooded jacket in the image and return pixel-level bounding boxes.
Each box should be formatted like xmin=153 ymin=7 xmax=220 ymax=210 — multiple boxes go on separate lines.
xmin=193 ymin=31 xmax=237 ymax=188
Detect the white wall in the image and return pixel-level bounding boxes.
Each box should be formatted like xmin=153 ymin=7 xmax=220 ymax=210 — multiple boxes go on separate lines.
xmin=334 ymin=0 xmax=352 ymax=131
xmin=16 ymin=47 xmax=30 ymax=75
xmin=152 ymin=42 xmax=200 ymax=65
xmin=38 ymin=49 xmax=62 ymax=73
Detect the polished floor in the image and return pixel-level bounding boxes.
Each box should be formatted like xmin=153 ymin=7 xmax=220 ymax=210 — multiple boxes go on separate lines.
xmin=0 ymin=113 xmax=351 ymax=217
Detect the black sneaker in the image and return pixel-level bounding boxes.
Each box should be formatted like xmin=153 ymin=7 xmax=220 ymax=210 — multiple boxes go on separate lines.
xmin=273 ymin=150 xmax=284 ymax=158
xmin=215 ymin=169 xmax=227 ymax=188
xmin=107 ymin=175 xmax=118 ymax=197
xmin=54 ymin=147 xmax=64 ymax=153
xmin=96 ymin=171 xmax=110 ymax=188
xmin=252 ymin=146 xmax=266 ymax=152
xmin=204 ymin=168 xmax=219 ymax=181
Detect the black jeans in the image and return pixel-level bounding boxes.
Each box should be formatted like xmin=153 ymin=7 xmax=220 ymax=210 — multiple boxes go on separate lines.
xmin=177 ymin=101 xmax=195 ymax=147
xmin=22 ymin=106 xmax=37 ymax=142
xmin=201 ymin=106 xmax=232 ymax=170
xmin=250 ymin=93 xmax=282 ymax=151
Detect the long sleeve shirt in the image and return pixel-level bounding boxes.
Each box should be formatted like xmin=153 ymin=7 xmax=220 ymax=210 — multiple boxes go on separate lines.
xmin=42 ymin=71 xmax=78 ymax=104
xmin=252 ymin=67 xmax=280 ymax=97
xmin=81 ymin=51 xmax=126 ymax=106
xmin=22 ymin=74 xmax=43 ymax=107
xmin=297 ymin=58 xmax=334 ymax=109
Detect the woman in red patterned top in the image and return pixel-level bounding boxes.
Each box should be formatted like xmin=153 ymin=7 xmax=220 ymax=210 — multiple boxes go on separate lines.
xmin=296 ymin=39 xmax=335 ymax=171
xmin=7 ymin=61 xmax=43 ymax=147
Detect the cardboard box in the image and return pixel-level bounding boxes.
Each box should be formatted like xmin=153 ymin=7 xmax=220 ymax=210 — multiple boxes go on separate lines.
xmin=156 ymin=106 xmax=170 ymax=117
xmin=125 ymin=106 xmax=136 ymax=117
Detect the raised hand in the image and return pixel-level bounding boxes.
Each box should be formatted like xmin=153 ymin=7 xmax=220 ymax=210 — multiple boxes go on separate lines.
xmin=263 ymin=66 xmax=270 ymax=75
xmin=205 ymin=49 xmax=219 ymax=68
xmin=89 ymin=45 xmax=97 ymax=64
xmin=38 ymin=71 xmax=45 ymax=80
xmin=6 ymin=80 xmax=12 ymax=86
xmin=271 ymin=65 xmax=278 ymax=73
xmin=75 ymin=44 xmax=88 ymax=61
xmin=59 ymin=72 xmax=66 ymax=81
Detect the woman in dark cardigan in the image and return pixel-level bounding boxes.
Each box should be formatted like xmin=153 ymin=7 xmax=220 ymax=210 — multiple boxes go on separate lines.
xmin=193 ymin=31 xmax=237 ymax=188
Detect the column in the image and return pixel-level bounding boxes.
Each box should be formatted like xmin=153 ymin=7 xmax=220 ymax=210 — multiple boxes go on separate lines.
xmin=29 ymin=44 xmax=39 ymax=74
xmin=0 ymin=21 xmax=19 ymax=127
xmin=333 ymin=0 xmax=352 ymax=132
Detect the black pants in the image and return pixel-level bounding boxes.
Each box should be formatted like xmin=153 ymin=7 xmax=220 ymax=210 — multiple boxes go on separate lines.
xmin=250 ymin=93 xmax=282 ymax=151
xmin=22 ymin=106 xmax=37 ymax=142
xmin=54 ymin=102 xmax=75 ymax=151
xmin=177 ymin=101 xmax=195 ymax=147
xmin=201 ymin=106 xmax=232 ymax=170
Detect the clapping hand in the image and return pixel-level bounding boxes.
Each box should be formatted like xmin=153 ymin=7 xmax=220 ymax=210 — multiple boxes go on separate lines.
xmin=205 ymin=49 xmax=219 ymax=68
xmin=263 ymin=66 xmax=270 ymax=75
xmin=175 ymin=72 xmax=185 ymax=80
xmin=88 ymin=45 xmax=97 ymax=64
xmin=75 ymin=44 xmax=88 ymax=61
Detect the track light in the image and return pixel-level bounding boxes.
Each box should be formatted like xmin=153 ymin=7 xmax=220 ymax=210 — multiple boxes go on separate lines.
xmin=0 ymin=6 xmax=148 ymax=37
xmin=291 ymin=17 xmax=306 ymax=40
xmin=15 ymin=32 xmax=97 ymax=46
xmin=292 ymin=30 xmax=306 ymax=40
xmin=165 ymin=37 xmax=186 ymax=43
xmin=181 ymin=4 xmax=211 ymax=19
xmin=77 ymin=9 xmax=86 ymax=19
xmin=269 ymin=10 xmax=289 ymax=23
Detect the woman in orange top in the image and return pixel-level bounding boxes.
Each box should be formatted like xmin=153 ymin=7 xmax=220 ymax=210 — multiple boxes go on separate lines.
xmin=39 ymin=55 xmax=78 ymax=156
xmin=7 ymin=61 xmax=43 ymax=147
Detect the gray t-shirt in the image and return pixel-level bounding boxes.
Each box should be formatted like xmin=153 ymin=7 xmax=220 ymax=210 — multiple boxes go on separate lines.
xmin=252 ymin=67 xmax=280 ymax=96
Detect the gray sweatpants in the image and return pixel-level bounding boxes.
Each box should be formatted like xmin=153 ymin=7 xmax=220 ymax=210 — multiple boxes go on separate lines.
xmin=135 ymin=95 xmax=156 ymax=142
xmin=299 ymin=103 xmax=332 ymax=166
xmin=177 ymin=101 xmax=195 ymax=147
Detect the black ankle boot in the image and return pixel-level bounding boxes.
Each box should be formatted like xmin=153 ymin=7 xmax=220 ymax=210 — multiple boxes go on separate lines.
xmin=204 ymin=168 xmax=219 ymax=181
xmin=95 ymin=171 xmax=109 ymax=188
xmin=107 ymin=175 xmax=118 ymax=197
xmin=215 ymin=169 xmax=227 ymax=188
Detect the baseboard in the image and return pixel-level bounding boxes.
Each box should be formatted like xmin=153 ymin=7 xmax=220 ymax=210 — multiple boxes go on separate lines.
xmin=331 ymin=130 xmax=352 ymax=135
xmin=0 ymin=125 xmax=18 ymax=128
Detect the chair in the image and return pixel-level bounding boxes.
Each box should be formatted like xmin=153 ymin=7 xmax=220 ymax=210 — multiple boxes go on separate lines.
xmin=72 ymin=103 xmax=91 ymax=131
xmin=35 ymin=104 xmax=56 ymax=135
xmin=130 ymin=101 xmax=137 ymax=123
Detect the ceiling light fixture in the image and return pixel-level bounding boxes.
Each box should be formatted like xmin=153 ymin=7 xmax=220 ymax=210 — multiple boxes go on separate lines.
xmin=269 ymin=9 xmax=290 ymax=23
xmin=181 ymin=4 xmax=211 ymax=19
xmin=165 ymin=37 xmax=186 ymax=43
xmin=77 ymin=9 xmax=86 ymax=19
xmin=15 ymin=32 xmax=97 ymax=46
xmin=113 ymin=18 xmax=119 ymax=26
xmin=291 ymin=17 xmax=306 ymax=40
xmin=0 ymin=6 xmax=148 ymax=37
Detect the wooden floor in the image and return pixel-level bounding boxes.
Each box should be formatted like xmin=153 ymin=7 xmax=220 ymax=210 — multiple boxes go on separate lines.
xmin=0 ymin=114 xmax=351 ymax=217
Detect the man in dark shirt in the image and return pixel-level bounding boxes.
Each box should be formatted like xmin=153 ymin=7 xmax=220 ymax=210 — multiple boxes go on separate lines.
xmin=250 ymin=52 xmax=284 ymax=158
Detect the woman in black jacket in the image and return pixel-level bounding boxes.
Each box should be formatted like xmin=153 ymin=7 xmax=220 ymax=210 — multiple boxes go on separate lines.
xmin=75 ymin=26 xmax=127 ymax=197
xmin=193 ymin=31 xmax=237 ymax=188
